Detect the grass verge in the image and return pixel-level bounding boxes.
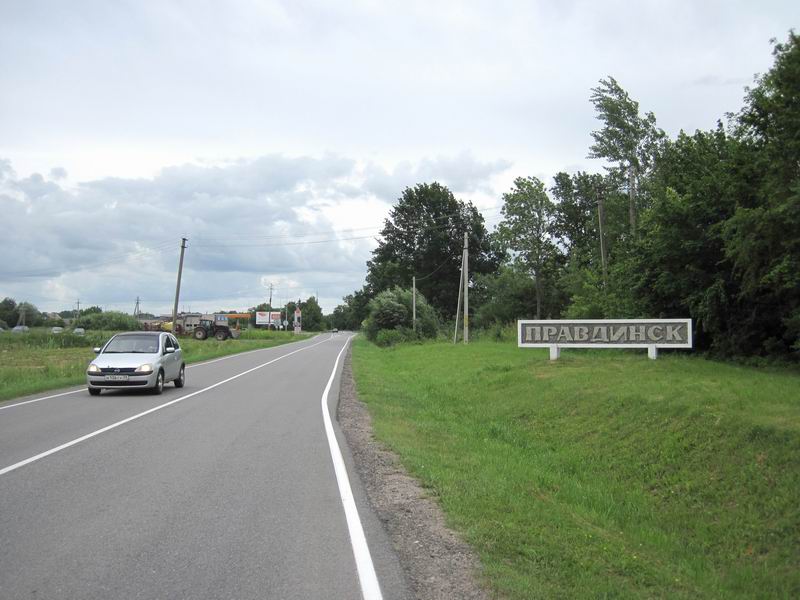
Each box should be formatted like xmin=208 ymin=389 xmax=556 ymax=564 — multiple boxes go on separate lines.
xmin=0 ymin=329 xmax=312 ymax=403
xmin=352 ymin=338 xmax=800 ymax=599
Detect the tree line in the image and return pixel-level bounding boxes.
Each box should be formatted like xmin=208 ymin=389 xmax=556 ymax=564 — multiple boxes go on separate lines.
xmin=332 ymin=32 xmax=800 ymax=358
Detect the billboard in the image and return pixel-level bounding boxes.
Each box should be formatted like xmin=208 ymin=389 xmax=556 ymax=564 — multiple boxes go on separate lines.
xmin=255 ymin=311 xmax=282 ymax=326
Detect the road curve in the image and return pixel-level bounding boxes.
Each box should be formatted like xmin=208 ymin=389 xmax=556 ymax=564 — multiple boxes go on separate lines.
xmin=0 ymin=333 xmax=411 ymax=599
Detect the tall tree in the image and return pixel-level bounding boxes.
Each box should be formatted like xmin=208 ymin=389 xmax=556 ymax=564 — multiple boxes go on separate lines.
xmin=331 ymin=288 xmax=372 ymax=331
xmin=723 ymin=32 xmax=800 ymax=353
xmin=0 ymin=297 xmax=17 ymax=327
xmin=633 ymin=126 xmax=741 ymax=351
xmin=299 ymin=296 xmax=324 ymax=331
xmin=497 ymin=177 xmax=562 ymax=319
xmin=366 ymin=182 xmax=497 ymax=317
xmin=588 ymin=76 xmax=664 ymax=235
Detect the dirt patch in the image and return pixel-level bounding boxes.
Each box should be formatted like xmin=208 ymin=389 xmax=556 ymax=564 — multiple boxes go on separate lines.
xmin=338 ymin=349 xmax=491 ymax=600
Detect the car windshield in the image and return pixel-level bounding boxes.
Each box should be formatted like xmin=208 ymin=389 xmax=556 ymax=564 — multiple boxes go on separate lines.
xmin=103 ymin=335 xmax=160 ymax=354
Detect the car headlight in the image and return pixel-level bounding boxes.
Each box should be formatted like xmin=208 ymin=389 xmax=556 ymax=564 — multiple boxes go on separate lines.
xmin=87 ymin=364 xmax=101 ymax=374
xmin=135 ymin=364 xmax=154 ymax=374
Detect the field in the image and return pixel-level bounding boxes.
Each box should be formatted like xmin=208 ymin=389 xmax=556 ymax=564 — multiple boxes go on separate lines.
xmin=0 ymin=328 xmax=312 ymax=403
xmin=352 ymin=338 xmax=800 ymax=599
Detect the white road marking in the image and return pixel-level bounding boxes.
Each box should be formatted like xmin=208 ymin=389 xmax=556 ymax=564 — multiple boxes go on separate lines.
xmin=186 ymin=333 xmax=328 ymax=369
xmin=0 ymin=337 xmax=332 ymax=477
xmin=321 ymin=335 xmax=383 ymax=600
xmin=0 ymin=334 xmax=329 ymax=412
xmin=0 ymin=388 xmax=86 ymax=411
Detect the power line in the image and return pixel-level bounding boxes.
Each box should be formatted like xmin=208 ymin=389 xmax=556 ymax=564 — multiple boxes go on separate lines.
xmin=192 ymin=210 xmax=504 ymax=249
xmin=1 ymin=206 xmax=505 ymax=280
xmin=414 ymin=256 xmax=453 ymax=281
xmin=0 ymin=239 xmax=178 ymax=278
xmin=191 ymin=204 xmax=504 ymax=242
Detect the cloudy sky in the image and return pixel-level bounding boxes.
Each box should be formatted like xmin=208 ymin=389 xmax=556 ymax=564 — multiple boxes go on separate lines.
xmin=1 ymin=1 xmax=797 ymax=315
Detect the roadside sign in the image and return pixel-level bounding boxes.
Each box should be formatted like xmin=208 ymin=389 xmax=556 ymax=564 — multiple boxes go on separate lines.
xmin=256 ymin=311 xmax=281 ymax=326
xmin=518 ymin=318 xmax=692 ymax=360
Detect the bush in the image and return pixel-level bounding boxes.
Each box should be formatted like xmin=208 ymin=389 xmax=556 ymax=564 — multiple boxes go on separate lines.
xmin=374 ymin=329 xmax=407 ymax=347
xmin=77 ymin=311 xmax=141 ymax=331
xmin=364 ymin=287 xmax=438 ymax=343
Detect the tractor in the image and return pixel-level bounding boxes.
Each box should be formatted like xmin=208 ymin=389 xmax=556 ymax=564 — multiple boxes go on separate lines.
xmin=193 ymin=314 xmax=239 ymax=341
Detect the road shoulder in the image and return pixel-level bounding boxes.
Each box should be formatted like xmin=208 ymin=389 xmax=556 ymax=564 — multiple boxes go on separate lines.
xmin=337 ymin=349 xmax=490 ymax=600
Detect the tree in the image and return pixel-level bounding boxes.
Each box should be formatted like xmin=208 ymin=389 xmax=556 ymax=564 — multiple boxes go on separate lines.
xmin=497 ymin=177 xmax=563 ymax=319
xmin=363 ymin=287 xmax=438 ymax=342
xmin=1 ymin=300 xmax=43 ymax=326
xmin=629 ymin=126 xmax=743 ymax=351
xmin=723 ymin=32 xmax=800 ymax=354
xmin=366 ymin=182 xmax=498 ymax=317
xmin=588 ymin=76 xmax=664 ymax=235
xmin=16 ymin=302 xmax=43 ymax=326
xmin=472 ymin=264 xmax=540 ymax=327
xmin=0 ymin=298 xmax=17 ymax=326
xmin=331 ymin=288 xmax=372 ymax=331
xmin=299 ymin=296 xmax=324 ymax=331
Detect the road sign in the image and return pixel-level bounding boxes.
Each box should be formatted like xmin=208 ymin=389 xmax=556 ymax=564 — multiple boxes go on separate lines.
xmin=518 ymin=318 xmax=692 ymax=360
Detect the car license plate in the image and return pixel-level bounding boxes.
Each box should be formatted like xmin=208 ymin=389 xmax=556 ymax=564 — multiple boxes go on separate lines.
xmin=104 ymin=375 xmax=129 ymax=381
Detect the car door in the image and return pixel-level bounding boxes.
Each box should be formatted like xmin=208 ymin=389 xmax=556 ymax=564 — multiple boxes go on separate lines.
xmin=170 ymin=335 xmax=183 ymax=373
xmin=163 ymin=335 xmax=177 ymax=381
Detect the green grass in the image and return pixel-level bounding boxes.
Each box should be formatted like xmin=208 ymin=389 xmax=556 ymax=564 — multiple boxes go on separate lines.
xmin=352 ymin=339 xmax=800 ymax=599
xmin=0 ymin=329 xmax=312 ymax=402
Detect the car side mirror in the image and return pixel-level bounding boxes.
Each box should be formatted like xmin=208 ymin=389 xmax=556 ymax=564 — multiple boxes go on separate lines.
xmin=165 ymin=347 xmax=175 ymax=354
xmin=93 ymin=347 xmax=101 ymax=354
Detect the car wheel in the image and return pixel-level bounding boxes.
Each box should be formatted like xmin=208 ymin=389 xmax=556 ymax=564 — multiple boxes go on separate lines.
xmin=88 ymin=388 xmax=101 ymax=396
xmin=174 ymin=365 xmax=185 ymax=388
xmin=215 ymin=330 xmax=227 ymax=341
xmin=153 ymin=371 xmax=164 ymax=395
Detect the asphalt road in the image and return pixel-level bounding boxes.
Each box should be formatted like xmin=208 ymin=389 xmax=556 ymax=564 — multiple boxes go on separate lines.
xmin=0 ymin=333 xmax=411 ymax=600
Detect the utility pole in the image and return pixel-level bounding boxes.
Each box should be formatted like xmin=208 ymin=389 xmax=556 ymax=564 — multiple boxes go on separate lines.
xmin=75 ymin=298 xmax=81 ymax=325
xmin=133 ymin=296 xmax=141 ymax=320
xmin=463 ymin=232 xmax=469 ymax=344
xmin=16 ymin=304 xmax=26 ymax=327
xmin=172 ymin=237 xmax=187 ymax=329
xmin=412 ymin=276 xmax=416 ymax=333
xmin=628 ymin=163 xmax=637 ymax=236
xmin=596 ymin=185 xmax=608 ymax=289
xmin=453 ymin=260 xmax=463 ymax=344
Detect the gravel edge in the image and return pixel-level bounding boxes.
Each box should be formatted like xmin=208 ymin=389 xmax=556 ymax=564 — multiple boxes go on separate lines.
xmin=337 ymin=348 xmax=491 ymax=600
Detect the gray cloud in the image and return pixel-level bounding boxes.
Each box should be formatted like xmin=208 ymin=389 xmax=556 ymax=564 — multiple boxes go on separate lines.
xmin=0 ymin=152 xmax=502 ymax=312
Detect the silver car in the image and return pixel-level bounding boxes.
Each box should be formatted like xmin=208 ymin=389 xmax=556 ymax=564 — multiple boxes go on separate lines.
xmin=86 ymin=332 xmax=185 ymax=396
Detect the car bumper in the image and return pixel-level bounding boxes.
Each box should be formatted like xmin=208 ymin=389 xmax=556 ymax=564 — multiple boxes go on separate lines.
xmin=87 ymin=371 xmax=159 ymax=389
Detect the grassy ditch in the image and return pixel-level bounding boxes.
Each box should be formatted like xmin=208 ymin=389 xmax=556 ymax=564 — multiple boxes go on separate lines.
xmin=352 ymin=338 xmax=800 ymax=599
xmin=0 ymin=328 xmax=312 ymax=402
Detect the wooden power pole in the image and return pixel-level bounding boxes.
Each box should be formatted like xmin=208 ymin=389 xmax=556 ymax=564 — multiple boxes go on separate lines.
xmin=463 ymin=232 xmax=469 ymax=344
xmin=171 ymin=238 xmax=187 ymax=328
xmin=412 ymin=275 xmax=416 ymax=333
